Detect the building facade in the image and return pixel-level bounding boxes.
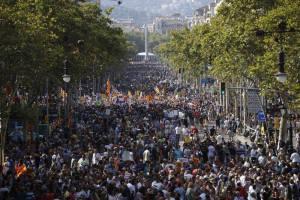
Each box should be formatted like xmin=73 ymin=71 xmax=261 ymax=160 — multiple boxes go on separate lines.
xmin=153 ymin=15 xmax=188 ymax=35
xmin=191 ymin=0 xmax=223 ymax=27
xmin=112 ymin=18 xmax=140 ymax=32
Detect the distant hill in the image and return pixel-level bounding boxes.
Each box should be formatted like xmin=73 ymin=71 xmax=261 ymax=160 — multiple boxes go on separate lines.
xmin=101 ymin=0 xmax=212 ymax=24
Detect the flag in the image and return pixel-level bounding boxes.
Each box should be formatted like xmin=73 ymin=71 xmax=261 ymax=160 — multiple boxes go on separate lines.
xmin=59 ymin=88 xmax=68 ymax=103
xmin=101 ymin=93 xmax=107 ymax=101
xmin=136 ymin=90 xmax=140 ymax=97
xmin=261 ymin=125 xmax=265 ymax=135
xmin=15 ymin=164 xmax=27 ymax=178
xmin=128 ymin=91 xmax=132 ymax=97
xmin=146 ymin=95 xmax=154 ymax=104
xmin=106 ymin=79 xmax=111 ymax=97
xmin=146 ymin=95 xmax=150 ymax=103
xmin=274 ymin=117 xmax=280 ymax=129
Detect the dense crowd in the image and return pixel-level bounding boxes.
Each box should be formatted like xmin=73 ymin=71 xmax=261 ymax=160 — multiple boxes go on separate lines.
xmin=1 ymin=65 xmax=300 ymax=200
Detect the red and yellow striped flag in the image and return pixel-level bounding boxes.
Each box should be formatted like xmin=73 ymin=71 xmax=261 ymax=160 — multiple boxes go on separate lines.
xmin=106 ymin=79 xmax=111 ymax=97
xmin=15 ymin=164 xmax=27 ymax=178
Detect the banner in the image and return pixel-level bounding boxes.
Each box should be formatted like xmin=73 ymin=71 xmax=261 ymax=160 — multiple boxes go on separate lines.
xmin=106 ymin=79 xmax=111 ymax=97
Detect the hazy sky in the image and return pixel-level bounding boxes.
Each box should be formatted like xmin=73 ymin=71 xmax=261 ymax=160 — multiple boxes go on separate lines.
xmin=102 ymin=0 xmax=211 ymax=16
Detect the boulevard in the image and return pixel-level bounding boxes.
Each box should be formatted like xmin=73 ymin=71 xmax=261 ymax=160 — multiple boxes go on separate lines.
xmin=1 ymin=63 xmax=300 ymax=199
xmin=1 ymin=0 xmax=300 ymax=200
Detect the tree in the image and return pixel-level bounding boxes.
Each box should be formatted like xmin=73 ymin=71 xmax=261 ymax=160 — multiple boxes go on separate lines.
xmin=0 ymin=0 xmax=131 ymax=159
xmin=157 ymin=0 xmax=300 ymax=148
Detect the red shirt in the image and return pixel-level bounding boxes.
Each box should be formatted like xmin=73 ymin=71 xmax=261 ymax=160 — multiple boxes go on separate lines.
xmin=238 ymin=186 xmax=248 ymax=198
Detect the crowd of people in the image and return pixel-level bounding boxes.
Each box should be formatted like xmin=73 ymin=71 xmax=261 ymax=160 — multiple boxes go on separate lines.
xmin=1 ymin=64 xmax=300 ymax=200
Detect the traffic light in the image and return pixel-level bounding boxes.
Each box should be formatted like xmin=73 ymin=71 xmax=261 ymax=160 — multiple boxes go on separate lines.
xmin=221 ymin=82 xmax=225 ymax=95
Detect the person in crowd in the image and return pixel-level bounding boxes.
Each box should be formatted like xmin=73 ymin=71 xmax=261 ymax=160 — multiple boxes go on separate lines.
xmin=1 ymin=65 xmax=299 ymax=200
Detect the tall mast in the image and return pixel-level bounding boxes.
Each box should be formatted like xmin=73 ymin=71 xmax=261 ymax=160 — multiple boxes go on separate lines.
xmin=144 ymin=24 xmax=148 ymax=61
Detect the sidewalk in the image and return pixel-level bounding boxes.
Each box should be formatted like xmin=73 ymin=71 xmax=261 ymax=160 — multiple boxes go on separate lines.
xmin=206 ymin=121 xmax=252 ymax=144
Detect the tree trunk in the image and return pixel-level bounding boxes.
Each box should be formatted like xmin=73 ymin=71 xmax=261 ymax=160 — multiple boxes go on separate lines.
xmin=277 ymin=109 xmax=288 ymax=150
xmin=1 ymin=117 xmax=9 ymax=165
xmin=243 ymin=88 xmax=247 ymax=134
xmin=225 ymin=82 xmax=229 ymax=115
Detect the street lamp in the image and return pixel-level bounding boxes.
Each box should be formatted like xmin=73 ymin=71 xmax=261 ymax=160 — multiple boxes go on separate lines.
xmin=63 ymin=59 xmax=71 ymax=83
xmin=62 ymin=59 xmax=71 ymax=138
xmin=63 ymin=74 xmax=71 ymax=83
xmin=288 ymin=113 xmax=294 ymax=151
xmin=256 ymin=19 xmax=299 ymax=83
xmin=275 ymin=51 xmax=287 ymax=83
xmin=256 ymin=19 xmax=300 ymax=150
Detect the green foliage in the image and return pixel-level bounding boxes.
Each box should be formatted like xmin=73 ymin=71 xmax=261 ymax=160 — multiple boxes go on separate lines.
xmin=157 ymin=0 xmax=300 ymax=109
xmin=0 ymin=0 xmax=130 ymax=89
xmin=156 ymin=27 xmax=208 ymax=77
xmin=0 ymin=0 xmax=131 ymax=127
xmin=126 ymin=32 xmax=145 ymax=54
xmin=126 ymin=31 xmax=169 ymax=56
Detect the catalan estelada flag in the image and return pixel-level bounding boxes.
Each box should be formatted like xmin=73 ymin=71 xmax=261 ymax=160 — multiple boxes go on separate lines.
xmin=106 ymin=79 xmax=111 ymax=97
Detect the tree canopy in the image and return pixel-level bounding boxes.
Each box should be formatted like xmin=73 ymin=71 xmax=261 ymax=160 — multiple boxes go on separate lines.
xmin=126 ymin=31 xmax=169 ymax=55
xmin=157 ymin=0 xmax=300 ymax=109
xmin=0 ymin=0 xmax=132 ymax=128
xmin=0 ymin=0 xmax=131 ymax=92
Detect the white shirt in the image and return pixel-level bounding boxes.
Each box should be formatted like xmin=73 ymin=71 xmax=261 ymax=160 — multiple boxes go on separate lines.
xmin=182 ymin=127 xmax=188 ymax=136
xmin=92 ymin=152 xmax=101 ymax=165
xmin=290 ymin=152 xmax=300 ymax=163
xmin=240 ymin=175 xmax=247 ymax=187
xmin=108 ymin=193 xmax=122 ymax=200
xmin=127 ymin=182 xmax=136 ymax=194
xmin=75 ymin=190 xmax=90 ymax=199
xmin=151 ymin=181 xmax=163 ymax=190
xmin=143 ymin=149 xmax=150 ymax=163
xmin=224 ymin=120 xmax=229 ymax=128
xmin=78 ymin=157 xmax=89 ymax=168
xmin=175 ymin=126 xmax=182 ymax=135
xmin=258 ymin=155 xmax=266 ymax=165
xmin=250 ymin=149 xmax=257 ymax=158
xmin=248 ymin=185 xmax=257 ymax=200
xmin=216 ymin=135 xmax=223 ymax=145
xmin=184 ymin=173 xmax=193 ymax=181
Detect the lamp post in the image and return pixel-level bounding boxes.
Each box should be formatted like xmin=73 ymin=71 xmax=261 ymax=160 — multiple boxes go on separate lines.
xmin=0 ymin=111 xmax=2 ymax=165
xmin=63 ymin=59 xmax=71 ymax=83
xmin=288 ymin=113 xmax=294 ymax=151
xmin=275 ymin=49 xmax=289 ymax=149
xmin=256 ymin=19 xmax=300 ymax=150
xmin=63 ymin=59 xmax=71 ymax=138
xmin=275 ymin=51 xmax=287 ymax=83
